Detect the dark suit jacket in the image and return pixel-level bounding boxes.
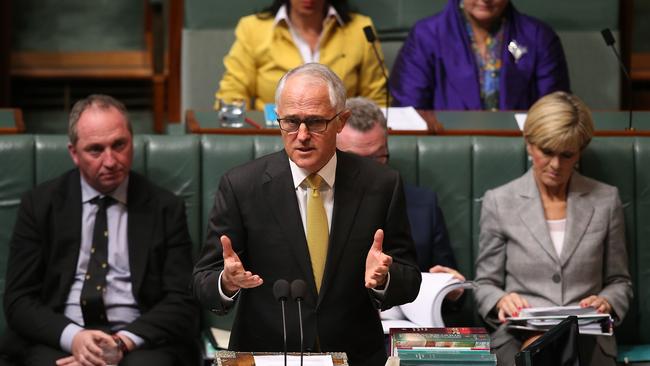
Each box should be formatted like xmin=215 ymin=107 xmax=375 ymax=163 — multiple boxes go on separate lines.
xmin=193 ymin=150 xmax=421 ymax=366
xmin=404 ymin=184 xmax=456 ymax=272
xmin=3 ymin=169 xmax=198 ymax=363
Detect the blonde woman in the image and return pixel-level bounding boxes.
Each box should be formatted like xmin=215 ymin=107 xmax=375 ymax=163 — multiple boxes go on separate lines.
xmin=474 ymin=91 xmax=633 ymax=365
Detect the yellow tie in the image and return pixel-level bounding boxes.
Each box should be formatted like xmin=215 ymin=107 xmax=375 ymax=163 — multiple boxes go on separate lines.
xmin=306 ymin=174 xmax=328 ymax=292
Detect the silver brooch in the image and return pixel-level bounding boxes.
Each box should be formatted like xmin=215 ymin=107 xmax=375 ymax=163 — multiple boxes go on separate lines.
xmin=508 ymin=40 xmax=527 ymax=63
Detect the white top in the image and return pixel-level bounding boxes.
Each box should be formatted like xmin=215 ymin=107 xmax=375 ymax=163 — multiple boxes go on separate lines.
xmin=274 ymin=4 xmax=343 ymax=63
xmin=547 ymin=218 xmax=567 ymax=257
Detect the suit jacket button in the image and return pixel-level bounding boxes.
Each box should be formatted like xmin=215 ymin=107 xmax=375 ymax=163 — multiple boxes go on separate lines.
xmin=552 ymin=273 xmax=561 ymax=283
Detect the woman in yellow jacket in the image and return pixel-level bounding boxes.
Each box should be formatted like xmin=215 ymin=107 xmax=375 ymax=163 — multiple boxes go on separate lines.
xmin=215 ymin=0 xmax=387 ymax=111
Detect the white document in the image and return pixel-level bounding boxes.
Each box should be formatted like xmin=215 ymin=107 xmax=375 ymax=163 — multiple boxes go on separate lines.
xmin=383 ymin=107 xmax=428 ymax=131
xmin=514 ymin=113 xmax=527 ymax=130
xmin=380 ymin=273 xmax=475 ymax=333
xmin=253 ymin=355 xmax=333 ymax=366
xmin=507 ymin=305 xmax=613 ymax=336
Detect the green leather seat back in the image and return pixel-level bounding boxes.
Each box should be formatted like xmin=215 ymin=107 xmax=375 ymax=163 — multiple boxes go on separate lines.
xmin=388 ymin=135 xmax=418 ymax=186
xmin=0 ymin=136 xmax=35 ymax=332
xmin=635 ymin=138 xmax=650 ymax=344
xmin=418 ymin=136 xmax=473 ymax=276
xmin=581 ymin=138 xmax=638 ymax=344
xmin=145 ymin=135 xmax=202 ymax=256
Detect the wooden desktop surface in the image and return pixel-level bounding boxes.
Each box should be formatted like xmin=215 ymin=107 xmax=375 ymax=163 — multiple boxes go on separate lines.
xmin=212 ymin=351 xmax=348 ymax=366
xmin=186 ymin=109 xmax=650 ymax=136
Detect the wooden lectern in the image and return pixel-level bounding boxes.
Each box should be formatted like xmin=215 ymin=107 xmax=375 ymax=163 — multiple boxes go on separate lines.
xmin=212 ymin=351 xmax=349 ymax=366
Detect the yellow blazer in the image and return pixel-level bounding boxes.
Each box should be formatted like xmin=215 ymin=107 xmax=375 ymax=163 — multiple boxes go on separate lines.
xmin=215 ymin=13 xmax=388 ymax=111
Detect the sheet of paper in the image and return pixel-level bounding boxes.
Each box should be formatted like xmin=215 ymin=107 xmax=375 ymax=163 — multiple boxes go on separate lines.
xmin=383 ymin=107 xmax=428 ymax=131
xmin=399 ymin=272 xmax=457 ymax=327
xmin=518 ymin=305 xmax=597 ymax=317
xmin=253 ymin=355 xmax=333 ymax=366
xmin=514 ymin=113 xmax=527 ymax=130
xmin=210 ymin=327 xmax=231 ymax=349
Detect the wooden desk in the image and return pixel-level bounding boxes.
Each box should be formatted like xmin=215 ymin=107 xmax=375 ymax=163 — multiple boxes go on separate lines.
xmin=432 ymin=110 xmax=650 ymax=136
xmin=0 ymin=108 xmax=25 ymax=134
xmin=212 ymin=351 xmax=348 ymax=366
xmin=186 ymin=109 xmax=650 ymax=136
xmin=186 ymin=109 xmax=442 ymax=135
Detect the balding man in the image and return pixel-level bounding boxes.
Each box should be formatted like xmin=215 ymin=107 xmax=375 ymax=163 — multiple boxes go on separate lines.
xmin=193 ymin=64 xmax=421 ymax=366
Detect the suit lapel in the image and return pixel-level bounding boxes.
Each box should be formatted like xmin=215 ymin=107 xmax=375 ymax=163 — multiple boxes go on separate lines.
xmin=263 ymin=152 xmax=315 ymax=293
xmin=319 ymin=151 xmax=363 ymax=302
xmin=561 ymin=173 xmax=594 ymax=266
xmin=516 ymin=171 xmax=559 ymax=263
xmin=53 ymin=170 xmax=84 ymax=299
xmin=126 ymin=173 xmax=153 ymax=295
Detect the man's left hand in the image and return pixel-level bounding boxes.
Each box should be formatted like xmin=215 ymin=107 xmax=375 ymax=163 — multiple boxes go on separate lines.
xmin=365 ymin=229 xmax=392 ymax=289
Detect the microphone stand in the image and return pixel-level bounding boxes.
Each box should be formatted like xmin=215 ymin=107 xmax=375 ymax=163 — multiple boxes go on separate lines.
xmin=291 ymin=279 xmax=307 ymax=366
xmin=363 ymin=26 xmax=390 ymax=124
xmin=601 ymin=28 xmax=634 ymax=131
xmin=273 ymin=280 xmax=290 ymax=366
xmin=297 ymin=296 xmax=304 ymax=366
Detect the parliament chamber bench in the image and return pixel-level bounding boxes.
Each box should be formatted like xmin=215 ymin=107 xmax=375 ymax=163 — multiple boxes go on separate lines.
xmin=0 ymin=134 xmax=648 ymax=356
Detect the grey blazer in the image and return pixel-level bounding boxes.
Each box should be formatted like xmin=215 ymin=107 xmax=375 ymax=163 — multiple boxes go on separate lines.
xmin=474 ymin=169 xmax=633 ymax=344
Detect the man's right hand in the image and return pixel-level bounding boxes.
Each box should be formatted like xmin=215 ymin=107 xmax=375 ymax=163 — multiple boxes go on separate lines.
xmin=220 ymin=235 xmax=263 ymax=296
xmin=58 ymin=329 xmax=114 ymax=366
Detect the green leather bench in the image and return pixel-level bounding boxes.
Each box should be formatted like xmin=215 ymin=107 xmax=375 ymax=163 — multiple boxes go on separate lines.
xmin=1 ymin=134 xmax=648 ymax=354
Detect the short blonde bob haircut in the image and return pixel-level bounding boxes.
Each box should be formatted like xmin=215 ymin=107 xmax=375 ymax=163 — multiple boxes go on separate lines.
xmin=523 ymin=91 xmax=594 ymax=153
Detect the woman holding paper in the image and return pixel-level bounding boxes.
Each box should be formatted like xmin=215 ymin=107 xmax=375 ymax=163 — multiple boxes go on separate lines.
xmin=474 ymin=91 xmax=632 ymax=366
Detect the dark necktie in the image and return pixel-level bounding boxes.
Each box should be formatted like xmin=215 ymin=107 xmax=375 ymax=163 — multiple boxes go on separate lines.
xmin=80 ymin=195 xmax=115 ymax=328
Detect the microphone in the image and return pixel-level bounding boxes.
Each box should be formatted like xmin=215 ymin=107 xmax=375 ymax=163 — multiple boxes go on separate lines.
xmin=601 ymin=28 xmax=633 ymax=131
xmin=363 ymin=25 xmax=390 ymax=122
xmin=273 ymin=279 xmax=290 ymax=366
xmin=291 ymin=279 xmax=307 ymax=366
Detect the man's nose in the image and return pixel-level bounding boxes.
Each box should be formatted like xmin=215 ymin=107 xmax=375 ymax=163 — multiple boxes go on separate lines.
xmin=296 ymin=123 xmax=311 ymax=141
xmin=103 ymin=150 xmax=116 ymax=167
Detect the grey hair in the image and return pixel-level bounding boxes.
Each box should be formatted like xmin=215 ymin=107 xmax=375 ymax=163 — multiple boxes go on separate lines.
xmin=345 ymin=97 xmax=387 ymax=132
xmin=275 ymin=63 xmax=346 ymax=111
xmin=68 ymin=94 xmax=132 ymax=145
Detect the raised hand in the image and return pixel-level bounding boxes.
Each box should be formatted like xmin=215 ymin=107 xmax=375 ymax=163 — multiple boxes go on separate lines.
xmin=220 ymin=235 xmax=263 ymax=296
xmin=365 ymin=229 xmax=393 ymax=289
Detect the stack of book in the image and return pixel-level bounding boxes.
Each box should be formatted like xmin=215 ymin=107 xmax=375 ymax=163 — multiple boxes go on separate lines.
xmin=389 ymin=327 xmax=496 ymax=365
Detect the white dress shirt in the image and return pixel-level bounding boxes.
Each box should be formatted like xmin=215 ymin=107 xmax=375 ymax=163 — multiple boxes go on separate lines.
xmin=60 ymin=176 xmax=144 ymax=352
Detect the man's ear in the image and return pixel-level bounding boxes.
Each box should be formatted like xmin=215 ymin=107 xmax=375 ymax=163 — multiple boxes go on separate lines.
xmin=68 ymin=142 xmax=80 ymax=167
xmin=337 ymin=109 xmax=351 ymax=132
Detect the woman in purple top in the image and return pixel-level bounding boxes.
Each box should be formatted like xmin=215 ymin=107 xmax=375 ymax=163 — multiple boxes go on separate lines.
xmin=390 ymin=0 xmax=570 ymax=111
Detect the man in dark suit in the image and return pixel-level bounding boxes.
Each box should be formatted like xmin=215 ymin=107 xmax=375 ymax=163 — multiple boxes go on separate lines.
xmin=192 ymin=63 xmax=421 ymax=366
xmin=337 ymin=97 xmax=465 ymax=302
xmin=3 ymin=95 xmax=198 ymax=366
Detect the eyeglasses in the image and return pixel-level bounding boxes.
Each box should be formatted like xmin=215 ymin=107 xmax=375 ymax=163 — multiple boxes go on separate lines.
xmin=277 ymin=111 xmax=343 ymax=133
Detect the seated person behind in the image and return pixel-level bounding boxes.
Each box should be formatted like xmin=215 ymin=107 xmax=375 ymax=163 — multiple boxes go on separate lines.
xmin=390 ymin=0 xmax=570 ymax=110
xmin=215 ymin=0 xmax=387 ymax=111
xmin=337 ymin=97 xmax=464 ymax=302
xmin=2 ymin=95 xmax=198 ymax=366
xmin=474 ymin=91 xmax=633 ymax=366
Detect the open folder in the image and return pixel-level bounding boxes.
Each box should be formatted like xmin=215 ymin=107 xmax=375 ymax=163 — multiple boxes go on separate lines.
xmin=381 ymin=273 xmax=476 ymax=333
xmin=506 ymin=305 xmax=614 ymax=336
